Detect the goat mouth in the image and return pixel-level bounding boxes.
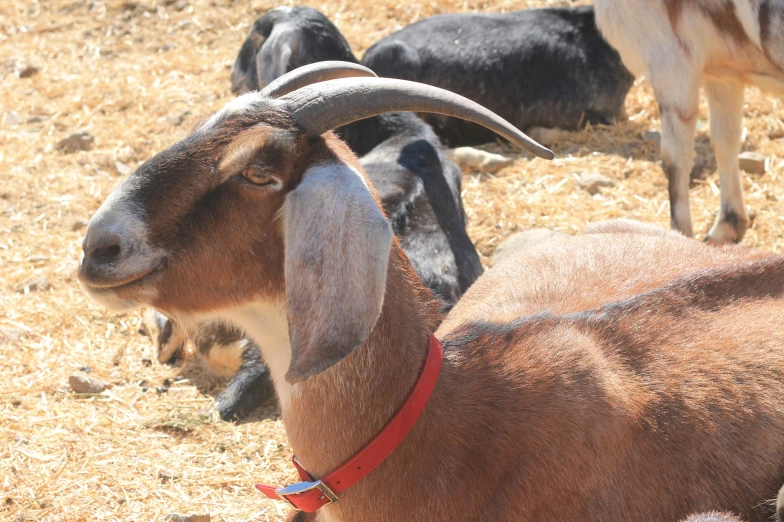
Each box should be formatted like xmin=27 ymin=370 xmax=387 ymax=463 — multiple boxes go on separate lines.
xmin=79 ymin=262 xmax=164 ymax=292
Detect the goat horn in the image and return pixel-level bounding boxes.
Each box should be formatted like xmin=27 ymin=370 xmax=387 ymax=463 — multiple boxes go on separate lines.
xmin=279 ymin=77 xmax=554 ymax=159
xmin=261 ymin=61 xmax=377 ymax=98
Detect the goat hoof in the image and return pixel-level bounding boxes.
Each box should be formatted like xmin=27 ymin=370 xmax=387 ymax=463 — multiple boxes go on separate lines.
xmin=705 ymin=213 xmax=750 ymax=245
xmin=216 ymin=396 xmax=258 ymax=422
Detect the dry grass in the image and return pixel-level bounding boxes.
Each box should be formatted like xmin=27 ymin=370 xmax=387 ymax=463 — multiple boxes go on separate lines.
xmin=1 ymin=0 xmax=783 ymax=520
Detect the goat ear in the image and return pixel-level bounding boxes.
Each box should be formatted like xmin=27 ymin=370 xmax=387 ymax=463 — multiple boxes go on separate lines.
xmin=256 ymin=27 xmax=294 ymax=89
xmin=283 ymin=161 xmax=393 ymax=383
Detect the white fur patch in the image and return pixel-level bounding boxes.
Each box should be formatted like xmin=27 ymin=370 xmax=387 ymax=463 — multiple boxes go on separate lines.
xmin=221 ymin=301 xmax=295 ymax=410
xmin=202 ymin=91 xmax=264 ymax=130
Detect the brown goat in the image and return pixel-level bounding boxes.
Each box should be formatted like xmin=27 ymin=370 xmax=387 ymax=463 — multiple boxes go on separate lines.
xmin=78 ymin=66 xmax=784 ymax=521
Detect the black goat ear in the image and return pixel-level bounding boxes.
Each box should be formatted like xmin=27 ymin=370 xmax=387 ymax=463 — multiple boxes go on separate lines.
xmin=231 ymin=35 xmax=262 ymax=94
xmin=282 ymin=159 xmax=393 ymax=383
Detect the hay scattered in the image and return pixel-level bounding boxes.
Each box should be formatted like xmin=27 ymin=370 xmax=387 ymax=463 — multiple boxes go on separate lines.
xmin=1 ymin=0 xmax=782 ymax=519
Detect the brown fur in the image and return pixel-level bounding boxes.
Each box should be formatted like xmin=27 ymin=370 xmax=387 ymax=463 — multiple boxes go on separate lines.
xmin=84 ymin=105 xmax=784 ymax=520
xmin=269 ymin=221 xmax=784 ymax=522
xmin=664 ymin=0 xmax=750 ymax=45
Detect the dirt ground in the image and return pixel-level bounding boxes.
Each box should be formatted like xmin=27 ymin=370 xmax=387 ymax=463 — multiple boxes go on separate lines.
xmin=1 ymin=0 xmax=783 ymax=520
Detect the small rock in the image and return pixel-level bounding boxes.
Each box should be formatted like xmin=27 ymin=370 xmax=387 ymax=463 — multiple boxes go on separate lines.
xmin=79 ymin=365 xmax=91 ymax=373
xmin=71 ymin=219 xmax=88 ymax=231
xmin=578 ymin=172 xmax=615 ymax=195
xmin=4 ymin=112 xmax=21 ymax=127
xmin=179 ymin=19 xmax=193 ymax=28
xmin=167 ymin=110 xmax=190 ymax=126
xmin=174 ymin=0 xmax=188 ymax=10
xmin=26 ymin=114 xmax=49 ymax=124
xmin=159 ymin=42 xmax=178 ymax=52
xmin=114 ymin=161 xmax=131 ymax=176
xmin=162 ymin=378 xmax=171 ymax=387
xmin=27 ymin=255 xmax=49 ymax=263
xmin=526 ymin=126 xmax=565 ymax=146
xmin=165 ymin=515 xmax=210 ymax=522
xmin=158 ymin=470 xmax=181 ymax=483
xmin=14 ymin=61 xmax=39 ymax=79
xmin=156 ymin=386 xmax=169 ymax=394
xmin=738 ymin=151 xmax=768 ymax=175
xmin=16 ymin=276 xmax=50 ymax=293
xmin=643 ymin=130 xmax=661 ymax=142
xmin=0 ymin=327 xmax=22 ymax=344
xmin=69 ymin=373 xmax=107 ymax=394
xmin=445 ymin=147 xmax=512 ymax=174
xmin=57 ymin=131 xmax=94 ymax=153
xmin=491 ymin=229 xmax=567 ymax=266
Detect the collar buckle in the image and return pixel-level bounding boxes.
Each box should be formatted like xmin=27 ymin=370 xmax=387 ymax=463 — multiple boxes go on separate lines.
xmin=275 ymin=480 xmax=339 ymax=509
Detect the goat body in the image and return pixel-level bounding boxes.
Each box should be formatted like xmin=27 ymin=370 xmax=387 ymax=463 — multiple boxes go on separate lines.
xmin=594 ymin=0 xmax=784 ymax=243
xmin=79 ymin=65 xmax=784 ymax=518
xmin=362 ymin=6 xmax=634 ymax=146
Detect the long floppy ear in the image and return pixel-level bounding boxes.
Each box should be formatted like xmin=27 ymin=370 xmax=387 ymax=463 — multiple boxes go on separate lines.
xmin=283 ymin=161 xmax=393 ymax=383
xmin=256 ymin=25 xmax=295 ymax=89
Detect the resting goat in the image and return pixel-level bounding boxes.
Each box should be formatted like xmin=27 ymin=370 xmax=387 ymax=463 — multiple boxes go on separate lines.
xmin=594 ymin=0 xmax=784 ymax=244
xmin=232 ymin=6 xmax=483 ymax=306
xmin=150 ymin=8 xmax=486 ymax=420
xmin=79 ymin=65 xmax=784 ymax=521
xmin=362 ymin=5 xmax=634 ymax=146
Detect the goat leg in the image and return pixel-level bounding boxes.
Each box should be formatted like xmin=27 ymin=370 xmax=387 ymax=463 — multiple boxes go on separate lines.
xmin=704 ymin=78 xmax=750 ymax=244
xmin=651 ymin=55 xmax=700 ymax=238
xmin=214 ymin=341 xmax=275 ymax=421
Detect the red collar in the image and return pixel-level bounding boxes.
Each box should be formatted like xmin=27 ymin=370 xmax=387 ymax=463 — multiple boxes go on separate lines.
xmin=255 ymin=333 xmax=444 ymax=512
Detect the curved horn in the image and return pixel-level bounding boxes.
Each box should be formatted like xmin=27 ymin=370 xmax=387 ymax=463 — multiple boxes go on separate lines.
xmin=279 ymin=77 xmax=554 ymax=159
xmin=261 ymin=61 xmax=377 ymax=98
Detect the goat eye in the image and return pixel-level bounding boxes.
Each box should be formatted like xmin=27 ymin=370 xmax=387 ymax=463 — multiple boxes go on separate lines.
xmin=242 ymin=168 xmax=277 ymax=187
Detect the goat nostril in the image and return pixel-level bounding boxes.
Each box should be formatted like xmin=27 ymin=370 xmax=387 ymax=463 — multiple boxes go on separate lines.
xmin=89 ymin=244 xmax=122 ymax=262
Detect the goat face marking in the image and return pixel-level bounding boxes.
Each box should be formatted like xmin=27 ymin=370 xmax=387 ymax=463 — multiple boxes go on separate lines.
xmin=79 ymin=104 xmax=299 ymax=318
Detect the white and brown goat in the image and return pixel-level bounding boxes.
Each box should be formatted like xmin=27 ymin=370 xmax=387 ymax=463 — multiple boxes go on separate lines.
xmin=594 ymin=0 xmax=784 ymax=243
xmin=79 ymin=65 xmax=784 ymax=521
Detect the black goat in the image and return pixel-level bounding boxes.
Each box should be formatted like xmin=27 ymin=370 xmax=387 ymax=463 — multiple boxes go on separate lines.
xmin=362 ymin=6 xmax=634 ymax=146
xmin=235 ymin=6 xmax=482 ymax=305
xmin=150 ymin=6 xmax=483 ymax=420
